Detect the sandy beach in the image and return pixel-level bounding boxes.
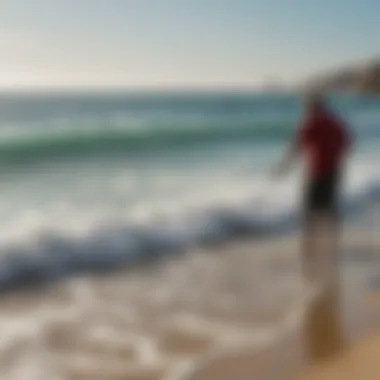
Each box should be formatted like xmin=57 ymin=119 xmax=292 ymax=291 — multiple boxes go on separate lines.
xmin=296 ymin=328 xmax=380 ymax=380
xmin=0 ymin=227 xmax=378 ymax=380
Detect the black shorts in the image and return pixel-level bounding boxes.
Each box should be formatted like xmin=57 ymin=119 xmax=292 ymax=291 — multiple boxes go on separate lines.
xmin=303 ymin=170 xmax=340 ymax=218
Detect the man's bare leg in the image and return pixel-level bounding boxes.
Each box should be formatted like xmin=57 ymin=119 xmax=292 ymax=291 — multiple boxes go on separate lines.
xmin=301 ymin=212 xmax=340 ymax=288
xmin=318 ymin=212 xmax=340 ymax=291
xmin=301 ymin=214 xmax=320 ymax=284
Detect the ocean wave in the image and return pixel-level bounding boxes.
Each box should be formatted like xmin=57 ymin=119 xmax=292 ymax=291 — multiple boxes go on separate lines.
xmin=0 ymin=178 xmax=378 ymax=293
xmin=0 ymin=121 xmax=290 ymax=166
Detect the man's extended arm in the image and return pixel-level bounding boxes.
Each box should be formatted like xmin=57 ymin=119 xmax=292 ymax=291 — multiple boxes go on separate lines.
xmin=273 ymin=121 xmax=308 ymax=177
xmin=273 ymin=140 xmax=299 ymax=177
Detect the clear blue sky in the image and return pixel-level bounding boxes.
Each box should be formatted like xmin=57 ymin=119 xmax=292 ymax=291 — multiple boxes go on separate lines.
xmin=1 ymin=0 xmax=379 ymax=89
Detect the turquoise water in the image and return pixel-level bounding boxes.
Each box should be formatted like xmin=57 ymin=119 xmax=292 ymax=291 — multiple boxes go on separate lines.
xmin=0 ymin=92 xmax=378 ymax=289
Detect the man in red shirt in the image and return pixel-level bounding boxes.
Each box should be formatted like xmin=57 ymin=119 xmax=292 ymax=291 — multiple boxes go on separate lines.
xmin=275 ymin=93 xmax=351 ymax=283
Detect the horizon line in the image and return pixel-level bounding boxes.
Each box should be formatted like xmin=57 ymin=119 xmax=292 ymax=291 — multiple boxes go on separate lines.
xmin=0 ymin=84 xmax=297 ymax=95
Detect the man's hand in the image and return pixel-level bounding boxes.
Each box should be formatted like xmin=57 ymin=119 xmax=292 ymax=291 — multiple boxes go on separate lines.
xmin=271 ymin=160 xmax=290 ymax=179
xmin=272 ymin=144 xmax=297 ymax=179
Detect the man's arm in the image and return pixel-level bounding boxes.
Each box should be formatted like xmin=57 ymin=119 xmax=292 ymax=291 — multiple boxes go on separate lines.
xmin=273 ymin=140 xmax=298 ymax=177
xmin=273 ymin=122 xmax=308 ymax=177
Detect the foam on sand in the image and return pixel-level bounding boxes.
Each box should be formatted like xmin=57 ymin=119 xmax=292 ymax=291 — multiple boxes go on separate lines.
xmin=174 ymin=276 xmax=375 ymax=380
xmin=0 ymin=229 xmax=378 ymax=380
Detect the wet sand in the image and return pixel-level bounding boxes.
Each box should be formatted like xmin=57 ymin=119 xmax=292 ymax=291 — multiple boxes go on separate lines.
xmin=296 ymin=329 xmax=380 ymax=380
xmin=0 ymin=228 xmax=378 ymax=380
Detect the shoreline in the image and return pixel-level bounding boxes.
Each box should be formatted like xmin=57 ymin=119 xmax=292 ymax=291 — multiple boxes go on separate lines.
xmin=0 ymin=227 xmax=378 ymax=379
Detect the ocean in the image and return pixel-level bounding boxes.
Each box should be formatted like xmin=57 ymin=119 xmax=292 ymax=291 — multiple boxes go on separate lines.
xmin=0 ymin=91 xmax=378 ymax=290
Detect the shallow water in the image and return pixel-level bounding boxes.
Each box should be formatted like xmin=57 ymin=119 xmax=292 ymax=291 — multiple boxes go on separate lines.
xmin=0 ymin=230 xmax=378 ymax=380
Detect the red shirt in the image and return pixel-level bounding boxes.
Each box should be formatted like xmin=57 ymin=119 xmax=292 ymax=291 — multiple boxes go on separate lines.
xmin=295 ymin=107 xmax=350 ymax=178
